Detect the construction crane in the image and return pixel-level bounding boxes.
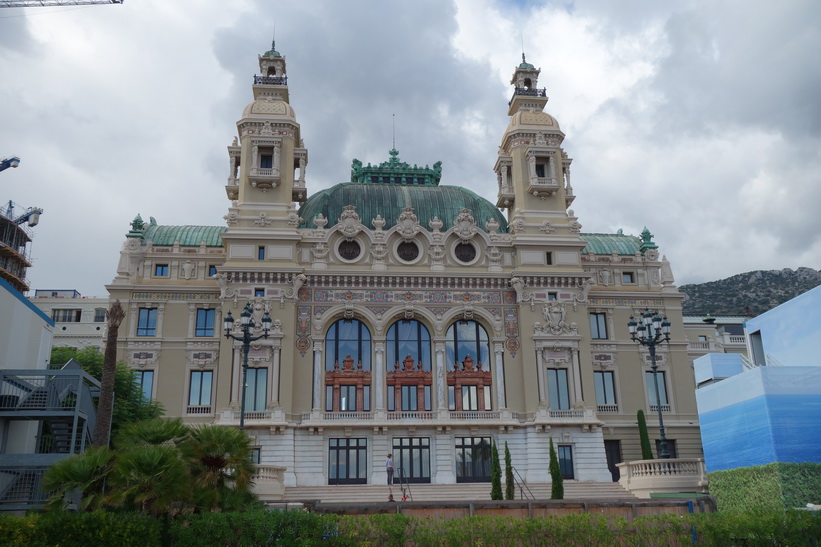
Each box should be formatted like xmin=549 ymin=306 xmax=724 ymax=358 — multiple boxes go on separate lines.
xmin=0 ymin=156 xmax=20 ymax=172
xmin=0 ymin=0 xmax=122 ymax=7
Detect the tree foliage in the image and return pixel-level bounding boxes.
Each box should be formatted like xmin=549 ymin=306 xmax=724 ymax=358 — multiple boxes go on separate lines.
xmin=50 ymin=346 xmax=163 ymax=440
xmin=490 ymin=440 xmax=502 ymax=500
xmin=637 ymin=409 xmax=654 ymax=459
xmin=504 ymin=441 xmax=514 ymax=500
xmin=549 ymin=438 xmax=563 ymax=500
xmin=43 ymin=419 xmax=260 ymax=515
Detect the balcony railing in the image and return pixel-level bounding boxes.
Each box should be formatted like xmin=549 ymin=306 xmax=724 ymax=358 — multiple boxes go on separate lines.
xmin=616 ymin=458 xmax=708 ymax=498
xmin=387 ymin=411 xmax=434 ymax=420
xmin=253 ymin=75 xmax=287 ymax=86
xmin=649 ymin=404 xmax=671 ymax=413
xmin=186 ymin=405 xmax=212 ymax=415
xmin=596 ymin=404 xmax=619 ymax=413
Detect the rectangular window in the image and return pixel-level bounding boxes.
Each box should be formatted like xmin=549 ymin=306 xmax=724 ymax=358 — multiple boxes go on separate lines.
xmin=326 ymin=386 xmax=334 ymax=412
xmin=558 ymin=445 xmax=575 ymax=479
xmin=622 ymin=272 xmax=635 ymax=284
xmin=133 ymin=370 xmax=154 ymax=400
xmin=52 ymin=309 xmax=81 ymax=322
xmin=462 ymin=385 xmax=478 ymax=411
xmin=208 ymin=265 xmax=218 ymax=277
xmin=258 ymin=246 xmax=265 ymax=260
xmin=254 ymin=288 xmax=265 ymax=297
xmin=645 ymin=370 xmax=669 ymax=410
xmin=94 ymin=309 xmax=106 ymax=322
xmin=594 ymin=371 xmax=617 ymax=407
xmin=137 ymin=308 xmax=158 ymax=336
xmin=250 ymin=447 xmax=261 ymax=464
xmin=535 ymin=163 xmax=546 ymax=178
xmin=339 ymin=385 xmax=357 ymax=411
xmin=655 ymin=439 xmax=677 ymax=458
xmin=548 ymin=292 xmax=558 ymax=301
xmin=401 ymin=385 xmax=417 ymax=411
xmin=244 ymin=368 xmax=268 ymax=411
xmin=260 ymin=154 xmax=273 ymax=169
xmin=547 ymin=368 xmax=570 ymax=410
xmin=195 ymin=309 xmax=215 ymax=337
xmin=546 ymin=251 xmax=553 ymax=265
xmin=154 ymin=264 xmax=169 ymax=277
xmin=188 ymin=370 xmax=213 ymax=406
xmin=589 ymin=312 xmax=608 ymax=339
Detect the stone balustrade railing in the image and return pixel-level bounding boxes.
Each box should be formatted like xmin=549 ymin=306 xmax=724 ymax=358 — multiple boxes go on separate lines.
xmin=616 ymin=458 xmax=708 ymax=499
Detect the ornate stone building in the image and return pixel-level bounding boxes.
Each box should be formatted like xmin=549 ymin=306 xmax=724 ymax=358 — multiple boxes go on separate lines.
xmin=108 ymin=43 xmax=701 ymax=487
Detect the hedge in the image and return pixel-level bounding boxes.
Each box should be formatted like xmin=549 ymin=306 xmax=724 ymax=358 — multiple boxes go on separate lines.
xmin=709 ymin=462 xmax=821 ymax=512
xmin=1 ymin=508 xmax=819 ymax=546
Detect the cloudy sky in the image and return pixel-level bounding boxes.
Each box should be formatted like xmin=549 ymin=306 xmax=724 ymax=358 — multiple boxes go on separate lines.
xmin=1 ymin=0 xmax=819 ymax=298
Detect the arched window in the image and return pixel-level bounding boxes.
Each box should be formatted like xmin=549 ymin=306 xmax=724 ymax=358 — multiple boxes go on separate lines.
xmin=445 ymin=320 xmax=492 ymax=411
xmin=386 ymin=319 xmax=432 ymax=413
xmin=445 ymin=320 xmax=490 ymax=371
xmin=387 ymin=319 xmax=431 ymax=371
xmin=324 ymin=319 xmax=371 ymax=412
xmin=325 ymin=319 xmax=371 ymax=371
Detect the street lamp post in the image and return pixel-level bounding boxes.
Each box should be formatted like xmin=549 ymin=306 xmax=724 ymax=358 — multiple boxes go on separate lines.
xmin=627 ymin=308 xmax=672 ymax=459
xmin=224 ymin=303 xmax=271 ymax=431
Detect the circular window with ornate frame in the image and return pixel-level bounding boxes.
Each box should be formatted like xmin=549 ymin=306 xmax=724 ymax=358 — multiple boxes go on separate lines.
xmin=336 ymin=239 xmax=362 ymax=262
xmin=395 ymin=240 xmax=421 ymax=263
xmin=453 ymin=241 xmax=478 ymax=264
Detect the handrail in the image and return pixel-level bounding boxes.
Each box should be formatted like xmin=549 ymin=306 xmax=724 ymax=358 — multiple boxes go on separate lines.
xmin=394 ymin=466 xmax=413 ymax=502
xmin=510 ymin=466 xmax=535 ymax=500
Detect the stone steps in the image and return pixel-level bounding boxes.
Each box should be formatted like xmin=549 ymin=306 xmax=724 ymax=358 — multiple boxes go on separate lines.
xmin=282 ymin=482 xmax=635 ymax=504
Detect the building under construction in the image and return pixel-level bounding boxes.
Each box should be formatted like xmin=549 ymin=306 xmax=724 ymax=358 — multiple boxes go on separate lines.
xmin=0 ymin=201 xmax=41 ymax=293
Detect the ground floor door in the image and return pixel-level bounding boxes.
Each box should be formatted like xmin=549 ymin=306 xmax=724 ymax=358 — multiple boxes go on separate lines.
xmin=328 ymin=437 xmax=367 ymax=485
xmin=604 ymin=439 xmax=621 ymax=482
xmin=392 ymin=437 xmax=431 ymax=483
xmin=455 ymin=436 xmax=492 ymax=483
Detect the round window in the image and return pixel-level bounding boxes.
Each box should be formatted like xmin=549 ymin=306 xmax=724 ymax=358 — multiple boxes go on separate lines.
xmin=338 ymin=240 xmax=361 ymax=260
xmin=397 ymin=241 xmax=419 ymax=262
xmin=454 ymin=242 xmax=477 ymax=263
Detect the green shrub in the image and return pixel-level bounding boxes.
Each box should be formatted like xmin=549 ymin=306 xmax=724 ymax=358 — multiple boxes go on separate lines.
xmin=709 ymin=462 xmax=821 ymax=512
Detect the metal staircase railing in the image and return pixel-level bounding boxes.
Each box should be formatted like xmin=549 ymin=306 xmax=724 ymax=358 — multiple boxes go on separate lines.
xmin=510 ymin=466 xmax=535 ymax=500
xmin=394 ymin=467 xmax=413 ymax=502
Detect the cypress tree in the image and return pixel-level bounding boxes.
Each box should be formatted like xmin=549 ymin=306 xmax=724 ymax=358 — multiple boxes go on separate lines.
xmin=549 ymin=437 xmax=563 ymax=499
xmin=490 ymin=439 xmax=503 ymax=500
xmin=638 ymin=409 xmax=654 ymax=459
xmin=504 ymin=441 xmax=514 ymax=500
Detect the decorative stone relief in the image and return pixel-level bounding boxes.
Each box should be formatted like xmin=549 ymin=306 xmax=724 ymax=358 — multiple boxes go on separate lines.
xmin=313 ymin=214 xmax=327 ymax=230
xmin=452 ymin=209 xmax=478 ymax=241
xmin=395 ymin=207 xmax=421 ymax=241
xmin=286 ymin=204 xmax=300 ymax=227
xmin=338 ymin=205 xmax=363 ymax=240
xmin=287 ymin=273 xmax=307 ymax=299
xmin=224 ymin=211 xmax=239 ymax=226
xmin=536 ymin=301 xmax=578 ymax=335
xmin=540 ymin=221 xmax=555 ymax=234
xmin=213 ymin=272 xmax=236 ymax=299
xmin=572 ymin=278 xmax=595 ymax=311
xmin=254 ymin=212 xmax=273 ymax=226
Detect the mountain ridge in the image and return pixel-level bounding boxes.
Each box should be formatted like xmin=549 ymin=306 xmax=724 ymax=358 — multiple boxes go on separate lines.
xmin=679 ymin=267 xmax=821 ymax=317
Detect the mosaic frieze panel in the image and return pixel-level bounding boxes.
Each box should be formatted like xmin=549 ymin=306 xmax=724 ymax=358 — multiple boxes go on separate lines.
xmin=504 ymin=307 xmax=520 ymax=357
xmin=132 ymin=292 xmax=219 ymax=301
xmin=311 ymin=289 xmax=503 ymax=305
xmin=588 ymin=298 xmax=663 ymax=307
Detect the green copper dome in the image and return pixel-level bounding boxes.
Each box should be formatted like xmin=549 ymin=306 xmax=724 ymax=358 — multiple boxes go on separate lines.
xmin=263 ymin=39 xmax=281 ymax=57
xmin=299 ymin=183 xmax=508 ymax=233
xmin=300 ymin=150 xmax=507 ymax=233
xmin=142 ymin=224 xmax=225 ymax=247
xmin=580 ymin=233 xmax=641 ymax=255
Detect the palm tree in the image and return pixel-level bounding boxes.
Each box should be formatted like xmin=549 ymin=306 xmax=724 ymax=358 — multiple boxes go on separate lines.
xmin=184 ymin=425 xmax=256 ymax=512
xmin=108 ymin=444 xmax=191 ymax=516
xmin=42 ymin=445 xmax=113 ymax=511
xmin=92 ymin=300 xmax=125 ymax=447
xmin=115 ymin=417 xmax=189 ymax=448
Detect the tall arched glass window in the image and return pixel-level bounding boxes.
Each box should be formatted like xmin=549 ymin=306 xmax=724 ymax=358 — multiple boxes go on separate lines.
xmin=325 ymin=319 xmax=371 ymax=371
xmin=386 ymin=319 xmax=431 ymax=371
xmin=445 ymin=320 xmax=490 ymax=370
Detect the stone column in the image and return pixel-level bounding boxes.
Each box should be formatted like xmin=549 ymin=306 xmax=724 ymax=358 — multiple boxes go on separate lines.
xmin=493 ymin=342 xmax=506 ymax=409
xmin=230 ymin=345 xmax=241 ymax=407
xmin=434 ymin=342 xmax=446 ymax=410
xmin=572 ymin=349 xmax=583 ymax=402
xmin=270 ymin=342 xmax=281 ymax=407
xmin=536 ymin=347 xmax=546 ymax=406
xmin=312 ymin=341 xmax=323 ymax=410
xmin=374 ymin=341 xmax=385 ymax=410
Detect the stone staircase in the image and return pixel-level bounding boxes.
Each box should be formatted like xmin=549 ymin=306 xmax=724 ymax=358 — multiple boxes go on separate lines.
xmin=282 ymin=482 xmax=635 ymax=504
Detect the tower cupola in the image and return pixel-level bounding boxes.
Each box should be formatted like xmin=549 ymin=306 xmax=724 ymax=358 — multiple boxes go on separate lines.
xmin=507 ymin=53 xmax=548 ymax=116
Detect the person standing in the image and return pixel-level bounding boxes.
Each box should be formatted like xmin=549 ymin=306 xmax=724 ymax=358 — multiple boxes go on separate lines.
xmin=386 ymin=454 xmax=394 ymax=485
